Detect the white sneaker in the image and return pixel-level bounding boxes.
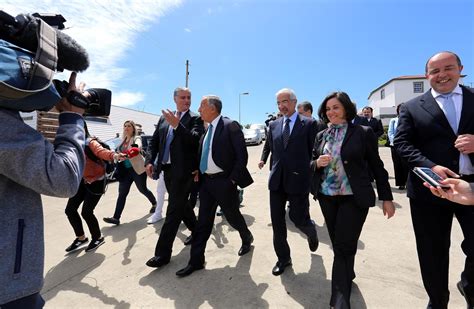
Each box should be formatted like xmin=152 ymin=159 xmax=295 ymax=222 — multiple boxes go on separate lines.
xmin=147 ymin=214 xmax=163 ymax=224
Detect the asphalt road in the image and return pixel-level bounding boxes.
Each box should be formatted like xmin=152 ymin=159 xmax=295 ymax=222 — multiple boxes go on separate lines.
xmin=40 ymin=145 xmax=466 ymax=308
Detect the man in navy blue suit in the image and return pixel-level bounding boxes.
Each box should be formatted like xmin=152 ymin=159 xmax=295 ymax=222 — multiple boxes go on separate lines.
xmin=266 ymin=88 xmax=319 ymax=276
xmin=395 ymin=51 xmax=474 ymax=308
xmin=176 ymin=95 xmax=254 ymax=277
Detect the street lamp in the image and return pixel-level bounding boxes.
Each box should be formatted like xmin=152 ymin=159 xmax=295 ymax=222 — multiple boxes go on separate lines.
xmin=239 ymin=92 xmax=249 ymax=124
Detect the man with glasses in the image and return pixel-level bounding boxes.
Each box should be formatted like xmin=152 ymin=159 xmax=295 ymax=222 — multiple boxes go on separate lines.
xmin=266 ymin=88 xmax=319 ymax=276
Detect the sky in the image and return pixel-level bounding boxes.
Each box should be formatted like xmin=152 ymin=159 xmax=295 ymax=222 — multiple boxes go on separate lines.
xmin=3 ymin=0 xmax=473 ymax=125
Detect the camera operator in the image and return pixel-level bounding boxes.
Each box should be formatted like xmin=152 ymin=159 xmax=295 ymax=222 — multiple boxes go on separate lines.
xmin=0 ymin=72 xmax=86 ymax=309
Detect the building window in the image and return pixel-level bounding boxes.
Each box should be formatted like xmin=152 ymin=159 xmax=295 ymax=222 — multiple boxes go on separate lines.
xmin=381 ymin=89 xmax=385 ymax=99
xmin=413 ymin=81 xmax=424 ymax=93
xmin=84 ymin=116 xmax=109 ymax=123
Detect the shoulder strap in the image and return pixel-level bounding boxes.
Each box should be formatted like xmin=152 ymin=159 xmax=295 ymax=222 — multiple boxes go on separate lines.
xmin=0 ymin=18 xmax=57 ymax=99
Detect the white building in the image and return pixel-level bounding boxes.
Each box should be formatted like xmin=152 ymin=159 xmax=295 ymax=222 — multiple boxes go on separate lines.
xmin=367 ymin=75 xmax=466 ymax=125
xmin=21 ymin=105 xmax=160 ymax=141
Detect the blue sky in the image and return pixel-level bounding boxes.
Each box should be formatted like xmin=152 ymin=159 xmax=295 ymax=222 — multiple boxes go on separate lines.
xmin=4 ymin=0 xmax=474 ymax=125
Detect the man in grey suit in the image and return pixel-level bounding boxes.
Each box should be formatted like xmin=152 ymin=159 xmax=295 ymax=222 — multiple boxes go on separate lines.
xmin=266 ymin=88 xmax=319 ymax=276
xmin=394 ymin=51 xmax=474 ymax=308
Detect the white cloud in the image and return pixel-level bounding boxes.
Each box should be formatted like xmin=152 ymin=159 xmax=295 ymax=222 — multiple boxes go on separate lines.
xmin=1 ymin=0 xmax=182 ymax=97
xmin=184 ymin=28 xmax=192 ymax=32
xmin=113 ymin=91 xmax=145 ymax=107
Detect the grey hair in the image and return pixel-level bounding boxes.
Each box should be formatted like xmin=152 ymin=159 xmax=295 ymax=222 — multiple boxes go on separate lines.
xmin=173 ymin=87 xmax=191 ymax=97
xmin=276 ymin=88 xmax=297 ymax=100
xmin=203 ymin=95 xmax=222 ymax=114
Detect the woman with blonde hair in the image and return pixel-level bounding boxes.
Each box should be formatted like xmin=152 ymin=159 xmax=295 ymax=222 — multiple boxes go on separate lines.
xmin=104 ymin=120 xmax=157 ymax=225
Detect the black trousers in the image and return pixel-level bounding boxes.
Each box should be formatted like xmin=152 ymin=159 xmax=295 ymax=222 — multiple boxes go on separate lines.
xmin=65 ymin=179 xmax=104 ymax=240
xmin=390 ymin=146 xmax=408 ymax=187
xmin=189 ymin=175 xmax=252 ymax=267
xmin=269 ymin=188 xmax=317 ymax=263
xmin=410 ymin=197 xmax=474 ymax=308
xmin=113 ymin=167 xmax=156 ymax=220
xmin=318 ymin=194 xmax=369 ymax=309
xmin=154 ymin=166 xmax=197 ymax=258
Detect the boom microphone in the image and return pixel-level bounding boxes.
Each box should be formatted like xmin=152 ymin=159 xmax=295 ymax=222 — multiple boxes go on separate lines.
xmin=1 ymin=13 xmax=89 ymax=72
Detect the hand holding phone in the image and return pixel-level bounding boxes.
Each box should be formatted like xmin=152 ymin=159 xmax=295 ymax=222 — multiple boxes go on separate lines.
xmin=413 ymin=167 xmax=450 ymax=189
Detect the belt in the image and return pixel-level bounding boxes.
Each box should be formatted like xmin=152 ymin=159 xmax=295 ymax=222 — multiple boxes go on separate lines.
xmin=204 ymin=172 xmax=226 ymax=179
xmin=460 ymin=174 xmax=474 ymax=182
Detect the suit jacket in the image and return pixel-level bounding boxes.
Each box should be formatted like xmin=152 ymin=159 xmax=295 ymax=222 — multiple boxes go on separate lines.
xmin=146 ymin=110 xmax=204 ymax=179
xmin=360 ymin=117 xmax=384 ymax=138
xmin=311 ymin=123 xmax=393 ymax=208
xmin=268 ymin=114 xmax=317 ymax=194
xmin=200 ymin=116 xmax=253 ymax=188
xmin=394 ymin=85 xmax=474 ymax=200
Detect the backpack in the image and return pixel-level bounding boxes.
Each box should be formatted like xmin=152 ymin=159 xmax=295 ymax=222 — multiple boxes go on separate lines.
xmin=84 ymin=137 xmax=115 ymax=179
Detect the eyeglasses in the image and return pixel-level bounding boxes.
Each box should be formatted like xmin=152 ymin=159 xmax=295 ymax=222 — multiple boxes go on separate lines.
xmin=179 ymin=96 xmax=191 ymax=99
xmin=277 ymin=99 xmax=292 ymax=105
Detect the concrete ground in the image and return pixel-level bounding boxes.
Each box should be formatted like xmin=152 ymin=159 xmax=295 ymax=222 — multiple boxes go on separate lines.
xmin=41 ymin=145 xmax=466 ymax=308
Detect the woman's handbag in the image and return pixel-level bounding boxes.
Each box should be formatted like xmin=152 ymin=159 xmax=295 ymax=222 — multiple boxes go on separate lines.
xmin=129 ymin=154 xmax=146 ymax=175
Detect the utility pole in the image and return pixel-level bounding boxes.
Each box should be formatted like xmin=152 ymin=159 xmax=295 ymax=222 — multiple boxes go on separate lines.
xmin=185 ymin=60 xmax=189 ymax=87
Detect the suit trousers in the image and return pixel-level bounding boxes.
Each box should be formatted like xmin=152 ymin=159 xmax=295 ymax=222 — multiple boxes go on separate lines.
xmin=154 ymin=166 xmax=197 ymax=258
xmin=189 ymin=174 xmax=252 ymax=267
xmin=318 ymin=194 xmax=369 ymax=309
xmin=410 ymin=197 xmax=474 ymax=308
xmin=390 ymin=146 xmax=408 ymax=187
xmin=269 ymin=188 xmax=317 ymax=263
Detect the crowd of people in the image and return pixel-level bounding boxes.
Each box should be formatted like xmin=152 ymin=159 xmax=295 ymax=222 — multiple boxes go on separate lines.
xmin=1 ymin=51 xmax=473 ymax=309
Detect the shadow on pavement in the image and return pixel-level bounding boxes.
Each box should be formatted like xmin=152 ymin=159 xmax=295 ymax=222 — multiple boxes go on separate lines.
xmin=139 ymin=249 xmax=269 ymax=308
xmin=42 ymin=251 xmax=130 ymax=308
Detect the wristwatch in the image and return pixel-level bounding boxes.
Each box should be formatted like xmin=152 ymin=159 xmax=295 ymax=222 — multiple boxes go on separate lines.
xmin=66 ymin=91 xmax=89 ymax=109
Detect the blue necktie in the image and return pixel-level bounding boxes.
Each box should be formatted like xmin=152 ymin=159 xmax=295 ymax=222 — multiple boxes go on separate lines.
xmin=161 ymin=111 xmax=181 ymax=163
xmin=282 ymin=118 xmax=291 ymax=148
xmin=441 ymin=93 xmax=457 ymax=134
xmin=199 ymin=124 xmax=213 ymax=174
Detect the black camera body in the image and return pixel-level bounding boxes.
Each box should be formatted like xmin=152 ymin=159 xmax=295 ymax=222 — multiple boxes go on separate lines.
xmin=53 ymin=79 xmax=111 ymax=116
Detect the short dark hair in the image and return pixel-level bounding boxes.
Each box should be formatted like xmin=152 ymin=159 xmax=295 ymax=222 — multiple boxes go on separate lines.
xmin=362 ymin=106 xmax=373 ymax=112
xmin=298 ymin=101 xmax=313 ymax=114
xmin=318 ymin=91 xmax=357 ymax=124
xmin=425 ymin=51 xmax=462 ymax=73
xmin=396 ymin=103 xmax=403 ymax=115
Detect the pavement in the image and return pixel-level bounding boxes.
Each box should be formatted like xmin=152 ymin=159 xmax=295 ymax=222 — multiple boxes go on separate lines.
xmin=41 ymin=145 xmax=466 ymax=308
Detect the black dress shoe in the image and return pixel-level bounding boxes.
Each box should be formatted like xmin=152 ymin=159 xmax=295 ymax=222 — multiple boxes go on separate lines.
xmin=238 ymin=234 xmax=254 ymax=256
xmin=308 ymin=232 xmax=319 ymax=252
xmin=272 ymin=259 xmax=292 ymax=276
xmin=457 ymin=281 xmax=474 ymax=308
xmin=146 ymin=256 xmax=170 ymax=268
xmin=183 ymin=235 xmax=193 ymax=246
xmin=176 ymin=264 xmax=204 ymax=277
xmin=149 ymin=205 xmax=156 ymax=213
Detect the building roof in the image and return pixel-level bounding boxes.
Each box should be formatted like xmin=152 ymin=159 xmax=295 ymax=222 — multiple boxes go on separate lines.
xmin=368 ymin=75 xmax=426 ymax=99
xmin=368 ymin=74 xmax=468 ymax=99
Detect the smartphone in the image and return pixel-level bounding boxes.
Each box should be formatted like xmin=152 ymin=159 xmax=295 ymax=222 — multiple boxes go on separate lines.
xmin=413 ymin=167 xmax=450 ymax=189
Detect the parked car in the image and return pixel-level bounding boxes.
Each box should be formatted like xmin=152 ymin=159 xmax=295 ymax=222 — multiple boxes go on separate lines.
xmin=249 ymin=123 xmax=267 ymax=140
xmin=243 ymin=128 xmax=263 ymax=145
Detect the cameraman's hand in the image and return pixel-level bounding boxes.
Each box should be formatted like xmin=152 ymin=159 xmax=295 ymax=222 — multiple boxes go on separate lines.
xmin=55 ymin=72 xmax=86 ymax=114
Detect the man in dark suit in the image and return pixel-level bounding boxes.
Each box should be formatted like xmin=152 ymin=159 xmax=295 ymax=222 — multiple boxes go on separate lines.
xmin=394 ymin=51 xmax=474 ymax=308
xmin=175 ymin=95 xmax=254 ymax=277
xmin=360 ymin=106 xmax=384 ymax=138
xmin=266 ymin=88 xmax=319 ymax=276
xmin=144 ymin=87 xmax=204 ymax=268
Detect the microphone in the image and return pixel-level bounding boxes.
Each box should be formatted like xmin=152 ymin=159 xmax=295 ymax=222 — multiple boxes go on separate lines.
xmin=2 ymin=13 xmax=89 ymax=72
xmin=126 ymin=147 xmax=141 ymax=158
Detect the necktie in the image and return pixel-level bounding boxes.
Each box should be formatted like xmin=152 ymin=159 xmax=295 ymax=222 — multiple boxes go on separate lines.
xmin=441 ymin=94 xmax=457 ymax=134
xmin=199 ymin=124 xmax=213 ymax=174
xmin=283 ymin=118 xmax=291 ymax=148
xmin=161 ymin=111 xmax=181 ymax=164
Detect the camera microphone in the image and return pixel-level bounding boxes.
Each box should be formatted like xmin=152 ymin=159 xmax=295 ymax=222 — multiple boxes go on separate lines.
xmin=3 ymin=13 xmax=89 ymax=72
